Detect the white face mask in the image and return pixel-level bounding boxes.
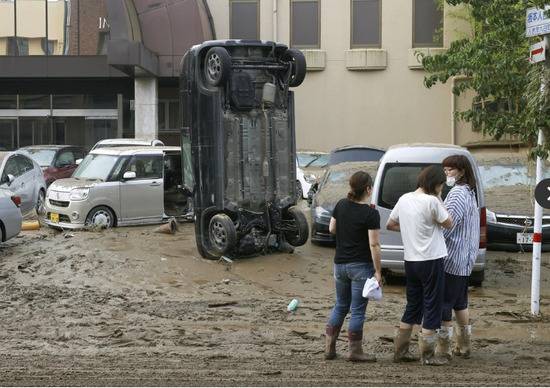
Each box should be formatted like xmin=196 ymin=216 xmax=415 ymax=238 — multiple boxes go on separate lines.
xmin=446 ymin=176 xmax=456 ymax=187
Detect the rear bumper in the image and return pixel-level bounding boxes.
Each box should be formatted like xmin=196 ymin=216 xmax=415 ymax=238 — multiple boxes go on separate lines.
xmin=2 ymin=208 xmax=22 ymax=241
xmin=488 ymin=223 xmax=550 ymax=252
xmin=310 ymin=220 xmax=335 ymax=244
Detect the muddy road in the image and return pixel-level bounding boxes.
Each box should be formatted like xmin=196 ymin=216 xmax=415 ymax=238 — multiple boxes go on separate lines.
xmin=1 ymin=216 xmax=550 ymax=386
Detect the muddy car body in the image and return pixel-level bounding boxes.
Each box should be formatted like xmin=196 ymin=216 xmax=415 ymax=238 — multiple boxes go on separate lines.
xmin=44 ymin=146 xmax=189 ymax=229
xmin=90 ymin=138 xmax=165 ymax=151
xmin=0 ymin=187 xmax=22 ymax=242
xmin=180 ymin=40 xmax=308 ymax=258
xmin=372 ymin=144 xmax=487 ymax=285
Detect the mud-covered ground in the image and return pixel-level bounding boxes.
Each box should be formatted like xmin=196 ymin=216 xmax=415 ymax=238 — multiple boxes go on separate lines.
xmin=1 ymin=213 xmax=550 ymax=386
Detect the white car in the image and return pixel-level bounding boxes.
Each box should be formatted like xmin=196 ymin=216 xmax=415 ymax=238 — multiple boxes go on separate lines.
xmin=90 ymin=138 xmax=165 ymax=151
xmin=296 ymin=152 xmax=328 ymax=199
xmin=0 ymin=151 xmax=47 ymax=215
xmin=0 ymin=187 xmax=22 ymax=243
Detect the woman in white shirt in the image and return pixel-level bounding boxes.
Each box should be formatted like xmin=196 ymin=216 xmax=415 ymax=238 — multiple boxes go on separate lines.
xmin=386 ymin=165 xmax=453 ymax=366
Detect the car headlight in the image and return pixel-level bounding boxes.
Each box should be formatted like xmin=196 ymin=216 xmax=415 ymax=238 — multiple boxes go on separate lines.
xmin=70 ymin=188 xmax=90 ymax=201
xmin=304 ymin=173 xmax=317 ymax=184
xmin=486 ymin=209 xmax=497 ymax=224
xmin=314 ymin=206 xmax=330 ymax=219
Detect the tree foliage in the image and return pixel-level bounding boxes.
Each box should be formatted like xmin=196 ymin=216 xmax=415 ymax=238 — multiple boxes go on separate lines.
xmin=421 ymin=0 xmax=550 ymax=158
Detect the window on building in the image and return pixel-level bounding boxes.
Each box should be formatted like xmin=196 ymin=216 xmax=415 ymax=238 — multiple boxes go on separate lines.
xmin=291 ymin=0 xmax=320 ymax=48
xmin=158 ymin=99 xmax=179 ymax=131
xmin=413 ymin=0 xmax=443 ymax=47
xmin=351 ymin=0 xmax=380 ymax=48
xmin=230 ymin=0 xmax=259 ymax=40
xmin=7 ymin=37 xmax=29 ymax=55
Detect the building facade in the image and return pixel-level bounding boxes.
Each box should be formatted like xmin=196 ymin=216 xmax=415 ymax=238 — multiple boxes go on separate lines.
xmin=0 ymin=0 xmax=495 ymax=152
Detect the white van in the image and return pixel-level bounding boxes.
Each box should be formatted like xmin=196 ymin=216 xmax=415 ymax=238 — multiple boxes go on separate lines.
xmin=371 ymin=144 xmax=487 ymax=286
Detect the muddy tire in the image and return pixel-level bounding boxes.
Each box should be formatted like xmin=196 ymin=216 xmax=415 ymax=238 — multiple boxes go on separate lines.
xmin=469 ymin=270 xmax=484 ymax=287
xmin=194 ymin=219 xmax=219 ymax=260
xmin=296 ymin=181 xmax=303 ymax=201
xmin=282 ymin=48 xmax=306 ymax=87
xmin=36 ymin=189 xmax=45 ymax=216
xmin=208 ymin=213 xmax=237 ymax=255
xmin=204 ymin=47 xmax=232 ymax=86
xmin=284 ymin=206 xmax=309 ymax=246
xmin=85 ymin=206 xmax=115 ymax=228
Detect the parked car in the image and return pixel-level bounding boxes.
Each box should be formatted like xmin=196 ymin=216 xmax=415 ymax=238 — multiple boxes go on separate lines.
xmin=476 ymin=155 xmax=550 ymax=252
xmin=20 ymin=145 xmax=87 ymax=187
xmin=0 ymin=151 xmax=47 ymax=215
xmin=311 ymin=161 xmax=379 ymax=244
xmin=0 ymin=188 xmax=22 ymax=243
xmin=372 ymin=144 xmax=486 ymax=285
xmin=44 ymin=146 xmax=190 ymax=229
xmin=308 ymin=145 xmax=385 ymax=205
xmin=296 ymin=151 xmax=328 ymax=199
xmin=90 ymin=138 xmax=165 ymax=151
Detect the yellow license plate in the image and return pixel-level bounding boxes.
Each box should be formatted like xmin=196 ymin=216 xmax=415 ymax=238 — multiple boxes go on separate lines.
xmin=50 ymin=213 xmax=59 ymax=223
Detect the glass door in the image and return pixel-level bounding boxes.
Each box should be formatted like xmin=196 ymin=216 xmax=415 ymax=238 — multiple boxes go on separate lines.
xmin=0 ymin=119 xmax=17 ymax=150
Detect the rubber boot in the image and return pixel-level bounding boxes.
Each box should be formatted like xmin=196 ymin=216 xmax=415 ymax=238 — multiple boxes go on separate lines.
xmin=419 ymin=332 xmax=449 ymax=366
xmin=347 ymin=332 xmax=376 ymax=362
xmin=435 ymin=326 xmax=453 ymax=361
xmin=324 ymin=325 xmax=341 ymax=360
xmin=453 ymin=324 xmax=471 ymax=358
xmin=393 ymin=327 xmax=420 ymax=363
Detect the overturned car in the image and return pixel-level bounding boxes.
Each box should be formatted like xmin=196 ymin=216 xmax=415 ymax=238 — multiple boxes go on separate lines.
xmin=180 ymin=40 xmax=309 ymax=259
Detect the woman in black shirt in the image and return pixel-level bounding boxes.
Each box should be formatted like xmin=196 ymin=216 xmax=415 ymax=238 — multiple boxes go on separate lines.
xmin=324 ymin=171 xmax=382 ymax=362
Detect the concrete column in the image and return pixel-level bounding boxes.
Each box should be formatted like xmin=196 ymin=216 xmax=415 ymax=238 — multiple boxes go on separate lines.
xmin=134 ymin=77 xmax=158 ymax=140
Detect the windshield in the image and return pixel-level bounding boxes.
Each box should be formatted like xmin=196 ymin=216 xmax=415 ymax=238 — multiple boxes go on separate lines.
xmin=306 ymin=154 xmax=329 ymax=167
xmin=21 ymin=149 xmax=56 ymax=167
xmin=479 ymin=163 xmax=550 ymax=188
xmin=329 ymin=149 xmax=385 ymax=165
xmin=73 ymin=154 xmax=119 ymax=181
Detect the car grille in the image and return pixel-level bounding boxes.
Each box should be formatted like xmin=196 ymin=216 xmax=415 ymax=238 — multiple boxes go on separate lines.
xmin=49 ymin=199 xmax=70 ymax=208
xmin=47 ymin=212 xmax=71 ymax=223
xmin=496 ymin=216 xmax=550 ymax=226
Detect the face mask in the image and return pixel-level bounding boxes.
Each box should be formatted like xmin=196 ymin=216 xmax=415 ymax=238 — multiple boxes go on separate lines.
xmin=446 ymin=176 xmax=456 ymax=187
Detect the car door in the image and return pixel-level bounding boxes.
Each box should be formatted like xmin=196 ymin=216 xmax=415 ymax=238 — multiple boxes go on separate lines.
xmin=15 ymin=155 xmax=38 ymax=213
xmin=0 ymin=156 xmax=29 ymax=213
xmin=120 ymin=154 xmax=164 ymax=223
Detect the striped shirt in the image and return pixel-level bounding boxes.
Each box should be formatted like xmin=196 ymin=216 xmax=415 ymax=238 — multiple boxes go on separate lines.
xmin=443 ymin=184 xmax=480 ymax=276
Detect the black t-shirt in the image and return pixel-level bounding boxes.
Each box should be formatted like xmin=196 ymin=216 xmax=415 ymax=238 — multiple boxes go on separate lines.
xmin=332 ymin=198 xmax=381 ymax=264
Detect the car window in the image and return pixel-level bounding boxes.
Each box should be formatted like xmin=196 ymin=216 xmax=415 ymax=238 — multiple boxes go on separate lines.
xmin=16 ymin=155 xmax=35 ymax=173
xmin=297 ymin=154 xmax=318 ymax=168
xmin=329 ymin=149 xmax=385 ymax=165
xmin=73 ymin=154 xmax=119 ymax=181
xmin=21 ymin=149 xmax=56 ymax=167
xmin=124 ymin=155 xmax=163 ymax=180
xmin=2 ymin=156 xmax=21 ymax=179
xmin=378 ymin=163 xmax=451 ymax=210
xmin=307 ymin=154 xmax=329 ymax=167
xmin=57 ymin=150 xmax=75 ymax=166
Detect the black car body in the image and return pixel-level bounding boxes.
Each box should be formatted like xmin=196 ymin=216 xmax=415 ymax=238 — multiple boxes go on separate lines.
xmin=478 ymin=156 xmax=550 ymax=251
xmin=180 ymin=40 xmax=308 ymax=259
xmin=310 ymin=161 xmax=380 ymax=244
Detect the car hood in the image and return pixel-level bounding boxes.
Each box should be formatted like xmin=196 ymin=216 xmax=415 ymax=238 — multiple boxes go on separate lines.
xmin=49 ymin=178 xmax=102 ymax=191
xmin=302 ymin=166 xmax=325 ymax=180
xmin=486 ymin=185 xmax=550 ymax=216
xmin=315 ymin=182 xmax=348 ymax=211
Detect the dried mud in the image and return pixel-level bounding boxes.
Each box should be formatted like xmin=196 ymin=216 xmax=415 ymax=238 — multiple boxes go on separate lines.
xmin=0 ymin=212 xmax=550 ymax=385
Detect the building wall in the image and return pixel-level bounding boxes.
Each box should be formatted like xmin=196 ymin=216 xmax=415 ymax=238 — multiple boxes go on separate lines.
xmin=207 ymin=0 xmax=479 ymax=152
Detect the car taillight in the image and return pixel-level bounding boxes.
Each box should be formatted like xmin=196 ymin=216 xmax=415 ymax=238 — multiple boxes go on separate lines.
xmin=479 ymin=207 xmax=487 ymax=249
xmin=11 ymin=196 xmax=21 ymax=207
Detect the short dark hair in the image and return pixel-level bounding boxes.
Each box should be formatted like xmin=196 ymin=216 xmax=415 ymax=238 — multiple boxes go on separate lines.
xmin=442 ymin=154 xmax=476 ymax=190
xmin=348 ymin=171 xmax=373 ymax=201
xmin=417 ymin=165 xmax=446 ymax=196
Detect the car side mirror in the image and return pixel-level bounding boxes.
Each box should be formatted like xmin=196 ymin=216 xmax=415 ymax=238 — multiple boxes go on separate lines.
xmin=123 ymin=171 xmax=136 ymax=180
xmin=75 ymin=159 xmax=83 ymax=165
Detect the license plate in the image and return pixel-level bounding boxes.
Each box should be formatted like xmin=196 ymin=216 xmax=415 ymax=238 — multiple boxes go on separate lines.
xmin=517 ymin=233 xmax=533 ymax=244
xmin=50 ymin=212 xmax=59 ymax=223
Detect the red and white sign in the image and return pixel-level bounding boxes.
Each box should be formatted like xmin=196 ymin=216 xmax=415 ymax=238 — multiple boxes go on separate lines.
xmin=530 ymin=41 xmax=546 ymax=63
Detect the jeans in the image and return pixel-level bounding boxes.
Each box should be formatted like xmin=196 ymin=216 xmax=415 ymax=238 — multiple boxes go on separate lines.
xmin=327 ymin=262 xmax=374 ymax=335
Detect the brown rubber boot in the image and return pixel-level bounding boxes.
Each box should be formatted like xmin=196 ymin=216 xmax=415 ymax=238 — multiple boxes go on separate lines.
xmin=324 ymin=325 xmax=341 ymax=360
xmin=453 ymin=324 xmax=471 ymax=358
xmin=347 ymin=332 xmax=376 ymax=362
xmin=435 ymin=326 xmax=453 ymax=361
xmin=393 ymin=327 xmax=420 ymax=363
xmin=419 ymin=332 xmax=449 ymax=366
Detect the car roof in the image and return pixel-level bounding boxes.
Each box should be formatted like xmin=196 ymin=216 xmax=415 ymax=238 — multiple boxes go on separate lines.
xmin=90 ymin=146 xmax=180 ymax=156
xmin=381 ymin=143 xmax=471 ymax=164
xmin=20 ymin=145 xmax=79 ymax=150
xmin=331 ymin=145 xmax=386 ymax=153
xmin=94 ymin=138 xmax=160 ymax=145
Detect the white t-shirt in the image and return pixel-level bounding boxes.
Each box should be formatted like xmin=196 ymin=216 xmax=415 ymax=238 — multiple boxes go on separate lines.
xmin=389 ymin=191 xmax=449 ymax=262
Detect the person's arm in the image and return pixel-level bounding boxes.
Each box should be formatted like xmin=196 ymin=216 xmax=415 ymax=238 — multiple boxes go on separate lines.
xmin=386 ymin=218 xmax=400 ymax=232
xmin=439 ymin=216 xmax=453 ymax=229
xmin=433 ymin=197 xmax=453 ymax=229
xmin=368 ymin=229 xmax=382 ymax=284
xmin=329 ymin=216 xmax=336 ymax=235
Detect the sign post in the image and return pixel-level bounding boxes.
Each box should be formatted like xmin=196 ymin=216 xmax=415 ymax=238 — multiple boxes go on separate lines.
xmin=526 ymin=7 xmax=550 ymax=316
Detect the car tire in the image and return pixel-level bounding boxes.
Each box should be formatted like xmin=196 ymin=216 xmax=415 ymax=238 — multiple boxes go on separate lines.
xmin=36 ymin=189 xmax=45 ymax=216
xmin=204 ymin=47 xmax=232 ymax=87
xmin=208 ymin=213 xmax=237 ymax=255
xmin=85 ymin=206 xmax=115 ymax=228
xmin=284 ymin=206 xmax=309 ymax=247
xmin=282 ymin=48 xmax=306 ymax=87
xmin=296 ymin=181 xmax=303 ymax=201
xmin=469 ymin=270 xmax=484 ymax=287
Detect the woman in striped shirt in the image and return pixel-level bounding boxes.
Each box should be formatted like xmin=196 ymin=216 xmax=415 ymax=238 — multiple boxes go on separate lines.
xmin=437 ymin=155 xmax=480 ymax=360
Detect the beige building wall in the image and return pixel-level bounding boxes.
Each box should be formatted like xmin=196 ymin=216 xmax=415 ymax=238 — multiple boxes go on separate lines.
xmin=207 ymin=0 xmax=472 ymax=152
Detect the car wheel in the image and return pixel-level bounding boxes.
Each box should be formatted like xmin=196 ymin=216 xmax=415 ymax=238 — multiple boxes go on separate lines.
xmin=36 ymin=189 xmax=45 ymax=216
xmin=284 ymin=206 xmax=309 ymax=247
xmin=282 ymin=48 xmax=307 ymax=87
xmin=204 ymin=47 xmax=232 ymax=87
xmin=469 ymin=270 xmax=484 ymax=287
xmin=208 ymin=213 xmax=237 ymax=255
xmin=85 ymin=206 xmax=115 ymax=228
xmin=296 ymin=181 xmax=303 ymax=201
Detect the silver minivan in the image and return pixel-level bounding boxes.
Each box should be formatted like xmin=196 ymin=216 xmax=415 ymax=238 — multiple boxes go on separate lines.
xmin=44 ymin=146 xmax=191 ymax=229
xmin=372 ymin=144 xmax=487 ymax=286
